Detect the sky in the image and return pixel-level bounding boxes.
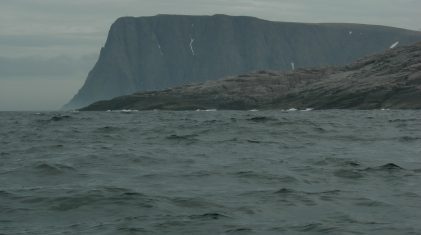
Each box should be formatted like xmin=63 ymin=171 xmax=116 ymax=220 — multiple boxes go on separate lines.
xmin=1 ymin=0 xmax=420 ymax=111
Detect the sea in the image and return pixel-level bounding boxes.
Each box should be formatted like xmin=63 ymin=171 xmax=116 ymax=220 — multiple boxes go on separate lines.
xmin=1 ymin=110 xmax=420 ymax=235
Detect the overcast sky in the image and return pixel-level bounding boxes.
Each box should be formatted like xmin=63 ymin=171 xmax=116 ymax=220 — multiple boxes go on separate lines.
xmin=1 ymin=0 xmax=421 ymax=110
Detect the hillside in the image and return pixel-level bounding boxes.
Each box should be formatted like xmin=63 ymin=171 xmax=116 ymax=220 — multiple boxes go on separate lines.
xmin=64 ymin=14 xmax=421 ymax=109
xmin=81 ymin=41 xmax=421 ymax=110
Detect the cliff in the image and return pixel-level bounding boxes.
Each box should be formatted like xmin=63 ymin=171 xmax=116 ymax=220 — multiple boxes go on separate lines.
xmin=81 ymin=41 xmax=421 ymax=110
xmin=65 ymin=14 xmax=421 ymax=109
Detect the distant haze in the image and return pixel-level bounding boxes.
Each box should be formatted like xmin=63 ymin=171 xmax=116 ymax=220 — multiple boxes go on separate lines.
xmin=1 ymin=0 xmax=420 ymax=110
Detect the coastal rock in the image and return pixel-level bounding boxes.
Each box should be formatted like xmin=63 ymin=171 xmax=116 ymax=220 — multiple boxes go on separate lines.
xmin=81 ymin=42 xmax=421 ymax=110
xmin=64 ymin=14 xmax=421 ymax=109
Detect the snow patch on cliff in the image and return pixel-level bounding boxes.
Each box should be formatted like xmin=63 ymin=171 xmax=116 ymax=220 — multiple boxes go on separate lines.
xmin=190 ymin=38 xmax=195 ymax=56
xmin=390 ymin=41 xmax=399 ymax=49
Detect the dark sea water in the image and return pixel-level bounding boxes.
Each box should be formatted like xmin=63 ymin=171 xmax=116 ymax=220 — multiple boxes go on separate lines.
xmin=1 ymin=110 xmax=421 ymax=235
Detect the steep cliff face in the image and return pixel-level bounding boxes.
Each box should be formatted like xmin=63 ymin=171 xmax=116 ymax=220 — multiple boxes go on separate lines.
xmin=65 ymin=14 xmax=421 ymax=109
xmin=81 ymin=41 xmax=421 ymax=111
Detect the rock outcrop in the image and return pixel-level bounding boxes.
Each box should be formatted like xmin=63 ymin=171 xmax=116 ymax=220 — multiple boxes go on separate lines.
xmin=81 ymin=41 xmax=421 ymax=110
xmin=64 ymin=14 xmax=421 ymax=109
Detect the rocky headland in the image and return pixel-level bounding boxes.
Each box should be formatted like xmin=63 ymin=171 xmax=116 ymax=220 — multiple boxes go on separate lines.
xmin=64 ymin=14 xmax=421 ymax=109
xmin=81 ymin=41 xmax=421 ymax=110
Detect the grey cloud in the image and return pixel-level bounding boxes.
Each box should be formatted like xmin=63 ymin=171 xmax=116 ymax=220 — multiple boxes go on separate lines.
xmin=0 ymin=78 xmax=84 ymax=111
xmin=1 ymin=1 xmax=420 ymax=45
xmin=0 ymin=54 xmax=97 ymax=78
xmin=0 ymin=34 xmax=102 ymax=48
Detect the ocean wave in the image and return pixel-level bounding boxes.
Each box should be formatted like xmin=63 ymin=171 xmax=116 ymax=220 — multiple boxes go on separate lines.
xmin=2 ymin=110 xmax=421 ymax=234
xmin=247 ymin=116 xmax=278 ymax=122
xmin=34 ymin=163 xmax=76 ymax=175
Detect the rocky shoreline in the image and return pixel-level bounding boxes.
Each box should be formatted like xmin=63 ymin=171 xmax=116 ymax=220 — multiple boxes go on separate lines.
xmin=81 ymin=42 xmax=421 ymax=111
xmin=64 ymin=14 xmax=421 ymax=109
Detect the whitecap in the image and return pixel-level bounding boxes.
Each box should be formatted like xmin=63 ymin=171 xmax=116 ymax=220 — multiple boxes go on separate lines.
xmin=120 ymin=109 xmax=139 ymax=113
